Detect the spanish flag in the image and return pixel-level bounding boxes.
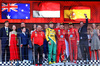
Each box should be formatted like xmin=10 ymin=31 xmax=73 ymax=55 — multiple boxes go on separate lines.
xmin=64 ymin=6 xmax=91 ymax=21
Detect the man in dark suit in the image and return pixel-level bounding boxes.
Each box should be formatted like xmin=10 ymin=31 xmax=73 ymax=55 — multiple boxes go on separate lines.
xmin=20 ymin=27 xmax=29 ymax=60
xmin=0 ymin=21 xmax=11 ymax=62
xmin=78 ymin=14 xmax=90 ymax=61
xmin=17 ymin=22 xmax=30 ymax=60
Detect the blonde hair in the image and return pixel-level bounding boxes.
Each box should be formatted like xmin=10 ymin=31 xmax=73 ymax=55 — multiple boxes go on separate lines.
xmin=91 ymin=23 xmax=97 ymax=29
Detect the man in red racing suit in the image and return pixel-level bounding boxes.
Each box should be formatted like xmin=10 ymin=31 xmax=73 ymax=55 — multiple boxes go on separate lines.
xmin=55 ymin=23 xmax=67 ymax=63
xmin=66 ymin=22 xmax=79 ymax=63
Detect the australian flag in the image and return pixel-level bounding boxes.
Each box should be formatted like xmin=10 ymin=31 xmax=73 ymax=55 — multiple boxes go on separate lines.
xmin=2 ymin=3 xmax=30 ymax=19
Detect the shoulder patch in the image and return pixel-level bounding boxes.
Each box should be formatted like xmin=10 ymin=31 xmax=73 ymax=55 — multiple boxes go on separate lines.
xmin=58 ymin=30 xmax=60 ymax=32
xmin=35 ymin=32 xmax=37 ymax=33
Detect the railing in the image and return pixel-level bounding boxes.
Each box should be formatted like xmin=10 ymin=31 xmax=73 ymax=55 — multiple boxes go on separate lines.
xmin=0 ymin=37 xmax=99 ymax=66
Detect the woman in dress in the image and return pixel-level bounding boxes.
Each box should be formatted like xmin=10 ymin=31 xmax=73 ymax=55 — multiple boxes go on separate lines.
xmin=90 ymin=23 xmax=100 ymax=60
xmin=9 ymin=25 xmax=20 ymax=62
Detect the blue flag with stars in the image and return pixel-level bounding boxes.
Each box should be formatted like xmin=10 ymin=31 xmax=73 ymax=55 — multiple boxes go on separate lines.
xmin=2 ymin=3 xmax=30 ymax=19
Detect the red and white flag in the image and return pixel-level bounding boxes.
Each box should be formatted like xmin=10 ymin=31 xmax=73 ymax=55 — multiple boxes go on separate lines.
xmin=33 ymin=2 xmax=60 ymax=18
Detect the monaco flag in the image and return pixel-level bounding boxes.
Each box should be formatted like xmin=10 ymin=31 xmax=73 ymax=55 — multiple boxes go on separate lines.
xmin=33 ymin=2 xmax=60 ymax=18
xmin=64 ymin=6 xmax=91 ymax=21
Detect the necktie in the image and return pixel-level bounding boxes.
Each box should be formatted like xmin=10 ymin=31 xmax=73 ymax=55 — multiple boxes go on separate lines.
xmin=23 ymin=33 xmax=26 ymax=36
xmin=24 ymin=33 xmax=26 ymax=36
xmin=6 ymin=28 xmax=8 ymax=36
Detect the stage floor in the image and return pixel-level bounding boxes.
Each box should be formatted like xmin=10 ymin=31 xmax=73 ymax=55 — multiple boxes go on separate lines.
xmin=0 ymin=60 xmax=100 ymax=66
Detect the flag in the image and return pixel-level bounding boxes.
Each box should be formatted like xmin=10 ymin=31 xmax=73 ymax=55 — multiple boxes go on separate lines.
xmin=64 ymin=6 xmax=91 ymax=21
xmin=2 ymin=3 xmax=30 ymax=19
xmin=33 ymin=2 xmax=60 ymax=18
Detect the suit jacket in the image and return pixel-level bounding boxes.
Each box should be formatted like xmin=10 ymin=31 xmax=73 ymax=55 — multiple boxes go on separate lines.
xmin=20 ymin=33 xmax=29 ymax=45
xmin=78 ymin=18 xmax=88 ymax=40
xmin=17 ymin=28 xmax=30 ymax=38
xmin=0 ymin=27 xmax=11 ymax=46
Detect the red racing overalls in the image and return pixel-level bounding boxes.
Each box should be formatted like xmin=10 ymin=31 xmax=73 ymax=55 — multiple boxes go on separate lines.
xmin=55 ymin=28 xmax=67 ymax=63
xmin=66 ymin=28 xmax=79 ymax=62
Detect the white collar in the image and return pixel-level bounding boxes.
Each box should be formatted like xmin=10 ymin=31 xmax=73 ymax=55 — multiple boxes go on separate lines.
xmin=5 ymin=27 xmax=8 ymax=29
xmin=22 ymin=32 xmax=25 ymax=34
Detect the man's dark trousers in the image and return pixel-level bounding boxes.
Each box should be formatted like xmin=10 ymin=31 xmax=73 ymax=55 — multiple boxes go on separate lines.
xmin=34 ymin=44 xmax=43 ymax=65
xmin=21 ymin=45 xmax=28 ymax=60
xmin=79 ymin=39 xmax=90 ymax=60
xmin=2 ymin=41 xmax=10 ymax=62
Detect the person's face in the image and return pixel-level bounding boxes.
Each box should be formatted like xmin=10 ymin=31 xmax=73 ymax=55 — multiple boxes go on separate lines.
xmin=69 ymin=25 xmax=73 ymax=28
xmin=49 ymin=24 xmax=54 ymax=28
xmin=92 ymin=24 xmax=96 ymax=29
xmin=60 ymin=25 xmax=64 ymax=29
xmin=80 ymin=22 xmax=84 ymax=27
xmin=56 ymin=24 xmax=60 ymax=28
xmin=22 ymin=28 xmax=26 ymax=32
xmin=45 ymin=25 xmax=48 ymax=29
xmin=12 ymin=25 xmax=16 ymax=31
xmin=37 ymin=25 xmax=42 ymax=31
xmin=34 ymin=24 xmax=36 ymax=29
xmin=64 ymin=26 xmax=68 ymax=30
xmin=21 ymin=23 xmax=25 ymax=27
xmin=5 ymin=22 xmax=9 ymax=27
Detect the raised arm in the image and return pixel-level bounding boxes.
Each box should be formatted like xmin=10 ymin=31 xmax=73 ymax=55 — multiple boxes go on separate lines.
xmin=84 ymin=14 xmax=88 ymax=27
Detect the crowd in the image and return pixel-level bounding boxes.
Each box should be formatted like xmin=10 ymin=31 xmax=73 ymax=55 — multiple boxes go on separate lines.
xmin=0 ymin=14 xmax=100 ymax=66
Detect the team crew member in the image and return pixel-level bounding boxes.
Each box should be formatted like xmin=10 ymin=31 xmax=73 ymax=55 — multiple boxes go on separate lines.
xmin=55 ymin=23 xmax=67 ymax=63
xmin=67 ymin=22 xmax=79 ymax=63
xmin=31 ymin=25 xmax=45 ymax=66
xmin=46 ymin=22 xmax=56 ymax=64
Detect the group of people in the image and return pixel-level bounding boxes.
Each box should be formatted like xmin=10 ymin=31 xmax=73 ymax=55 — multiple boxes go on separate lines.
xmin=0 ymin=14 xmax=100 ymax=66
xmin=0 ymin=21 xmax=30 ymax=63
